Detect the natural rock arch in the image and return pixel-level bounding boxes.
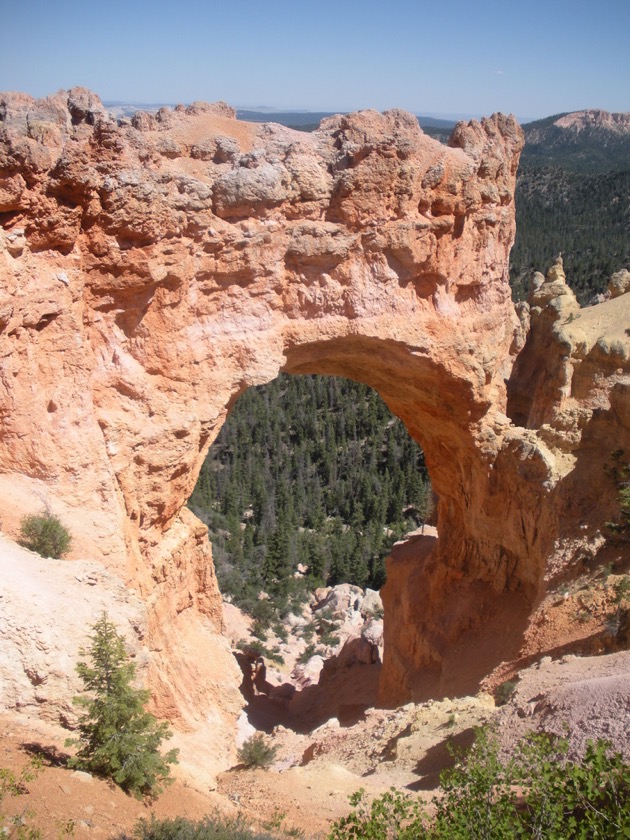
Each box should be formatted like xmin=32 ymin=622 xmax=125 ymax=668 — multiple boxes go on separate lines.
xmin=2 ymin=89 xmax=628 ymax=763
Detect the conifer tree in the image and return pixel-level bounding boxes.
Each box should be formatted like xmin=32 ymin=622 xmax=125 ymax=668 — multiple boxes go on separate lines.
xmin=66 ymin=613 xmax=178 ymax=799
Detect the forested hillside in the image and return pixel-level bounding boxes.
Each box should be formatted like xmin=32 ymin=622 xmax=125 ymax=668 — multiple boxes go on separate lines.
xmin=510 ymin=111 xmax=630 ymax=302
xmin=510 ymin=167 xmax=630 ymax=301
xmin=189 ymin=376 xmax=431 ymax=612
xmin=519 ymin=112 xmax=630 ymax=174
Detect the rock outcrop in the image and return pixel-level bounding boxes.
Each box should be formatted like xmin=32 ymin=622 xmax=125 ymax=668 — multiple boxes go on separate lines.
xmin=1 ymin=89 xmax=629 ymax=760
xmin=553 ymin=109 xmax=630 ymax=133
xmin=0 ymin=533 xmax=146 ymax=725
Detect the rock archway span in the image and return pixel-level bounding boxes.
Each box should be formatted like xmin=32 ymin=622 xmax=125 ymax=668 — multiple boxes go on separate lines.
xmin=2 ymin=89 xmax=628 ymax=764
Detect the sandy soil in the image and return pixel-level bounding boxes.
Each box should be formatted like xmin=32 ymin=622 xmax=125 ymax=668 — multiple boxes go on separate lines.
xmin=0 ymin=714 xmax=236 ymax=839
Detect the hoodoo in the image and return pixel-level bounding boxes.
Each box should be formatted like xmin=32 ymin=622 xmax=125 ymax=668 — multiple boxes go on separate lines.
xmin=1 ymin=89 xmax=628 ymax=762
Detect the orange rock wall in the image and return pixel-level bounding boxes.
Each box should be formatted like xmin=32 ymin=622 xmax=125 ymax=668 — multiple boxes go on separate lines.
xmin=1 ymin=88 xmax=628 ymax=729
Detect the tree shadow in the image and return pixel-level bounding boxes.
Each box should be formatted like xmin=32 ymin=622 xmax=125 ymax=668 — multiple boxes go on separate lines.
xmin=405 ymin=727 xmax=476 ymax=791
xmin=22 ymin=741 xmax=71 ymax=767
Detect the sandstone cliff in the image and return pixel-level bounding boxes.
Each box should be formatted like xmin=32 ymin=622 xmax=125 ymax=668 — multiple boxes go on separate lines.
xmin=0 ymin=88 xmax=628 ymax=762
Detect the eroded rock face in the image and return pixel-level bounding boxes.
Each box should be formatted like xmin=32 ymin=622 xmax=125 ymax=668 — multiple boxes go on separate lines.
xmin=1 ymin=88 xmax=628 ymax=746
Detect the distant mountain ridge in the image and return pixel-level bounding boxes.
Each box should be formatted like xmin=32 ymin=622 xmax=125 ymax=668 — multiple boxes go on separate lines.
xmin=521 ymin=109 xmax=630 ymax=174
xmin=102 ymin=101 xmax=456 ymax=137
xmin=232 ymin=107 xmax=629 ymax=173
xmin=555 ymin=109 xmax=630 ymax=132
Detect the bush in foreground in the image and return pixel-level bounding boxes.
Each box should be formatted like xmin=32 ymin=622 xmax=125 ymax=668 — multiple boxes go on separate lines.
xmin=66 ymin=613 xmax=178 ymax=799
xmin=329 ymin=729 xmax=630 ymax=839
xmin=18 ymin=510 xmax=72 ymax=558
xmin=114 ymin=813 xmax=276 ymax=840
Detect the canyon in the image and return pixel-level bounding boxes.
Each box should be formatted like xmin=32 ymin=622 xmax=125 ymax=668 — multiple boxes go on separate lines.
xmin=0 ymin=87 xmax=629 ymax=788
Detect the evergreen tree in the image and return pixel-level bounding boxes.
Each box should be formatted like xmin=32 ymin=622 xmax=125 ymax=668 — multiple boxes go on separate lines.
xmin=510 ymin=166 xmax=630 ymax=303
xmin=66 ymin=613 xmax=178 ymax=799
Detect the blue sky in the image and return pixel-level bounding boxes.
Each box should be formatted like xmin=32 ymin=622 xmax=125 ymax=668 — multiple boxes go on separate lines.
xmin=1 ymin=0 xmax=628 ymax=121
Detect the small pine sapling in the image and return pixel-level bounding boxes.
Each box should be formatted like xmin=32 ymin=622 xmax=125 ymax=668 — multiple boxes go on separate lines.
xmin=237 ymin=733 xmax=277 ymax=769
xmin=66 ymin=613 xmax=178 ymax=799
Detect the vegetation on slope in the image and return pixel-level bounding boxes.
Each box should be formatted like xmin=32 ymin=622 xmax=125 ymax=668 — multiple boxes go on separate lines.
xmin=330 ymin=730 xmax=630 ymax=840
xmin=18 ymin=510 xmax=72 ymax=559
xmin=66 ymin=613 xmax=178 ymax=800
xmin=510 ymin=111 xmax=630 ymax=303
xmin=188 ymin=375 xmax=431 ymax=615
xmin=114 ymin=730 xmax=629 ymax=840
xmin=510 ymin=167 xmax=630 ymax=302
xmin=520 ymin=112 xmax=630 ymax=174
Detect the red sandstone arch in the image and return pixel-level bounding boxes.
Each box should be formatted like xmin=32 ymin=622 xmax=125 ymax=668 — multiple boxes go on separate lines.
xmin=3 ymin=90 xmax=628 ymax=760
xmin=0 ymin=89 xmax=532 ymax=718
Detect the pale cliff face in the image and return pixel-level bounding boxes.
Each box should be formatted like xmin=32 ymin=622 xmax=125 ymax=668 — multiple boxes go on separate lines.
xmin=0 ymin=88 xmax=628 ymax=742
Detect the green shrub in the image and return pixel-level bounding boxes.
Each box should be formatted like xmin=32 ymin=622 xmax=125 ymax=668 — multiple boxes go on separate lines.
xmin=18 ymin=510 xmax=71 ymax=558
xmin=329 ymin=729 xmax=630 ymax=840
xmin=329 ymin=787 xmax=427 ymax=840
xmin=272 ymin=623 xmax=289 ymax=643
xmin=237 ymin=734 xmax=277 ymax=769
xmin=115 ymin=813 xmax=275 ymax=840
xmin=430 ymin=727 xmax=516 ymax=839
xmin=319 ymin=631 xmax=340 ymax=648
xmin=297 ymin=643 xmax=319 ymax=664
xmin=250 ymin=600 xmax=275 ymax=626
xmin=299 ymin=622 xmax=316 ymax=643
xmin=66 ymin=612 xmax=178 ymax=799
xmin=251 ymin=620 xmax=269 ymax=642
xmin=235 ymin=639 xmax=285 ymax=666
xmin=512 ymin=733 xmax=630 ymax=839
xmin=495 ymin=679 xmax=517 ymax=706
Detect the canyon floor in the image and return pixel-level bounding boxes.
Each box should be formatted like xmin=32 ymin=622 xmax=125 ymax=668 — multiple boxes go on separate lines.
xmin=1 ymin=530 xmax=628 ymax=838
xmin=3 ymin=642 xmax=629 ymax=839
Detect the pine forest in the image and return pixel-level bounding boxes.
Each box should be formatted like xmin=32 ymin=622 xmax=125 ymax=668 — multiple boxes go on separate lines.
xmin=188 ymin=375 xmax=432 ymax=615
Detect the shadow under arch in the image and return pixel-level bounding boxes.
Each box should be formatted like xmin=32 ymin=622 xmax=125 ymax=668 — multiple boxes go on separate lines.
xmin=234 ymin=647 xmax=382 ymax=736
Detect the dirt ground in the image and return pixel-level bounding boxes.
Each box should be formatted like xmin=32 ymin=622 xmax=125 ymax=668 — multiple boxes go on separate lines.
xmin=1 ymin=690 xmax=494 ymax=839
xmin=2 ymin=549 xmax=628 ymax=838
xmin=0 ymin=717 xmax=224 ymax=838
xmin=3 ymin=645 xmax=629 ymax=839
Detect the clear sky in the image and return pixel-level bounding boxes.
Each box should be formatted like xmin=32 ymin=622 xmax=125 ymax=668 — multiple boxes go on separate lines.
xmin=1 ymin=0 xmax=628 ymax=121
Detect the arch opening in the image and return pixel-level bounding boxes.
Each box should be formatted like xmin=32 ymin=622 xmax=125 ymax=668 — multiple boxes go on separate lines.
xmin=188 ymin=371 xmax=434 ymax=732
xmin=173 ymin=329 xmax=534 ymax=726
xmin=189 ymin=372 xmax=433 ymax=602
